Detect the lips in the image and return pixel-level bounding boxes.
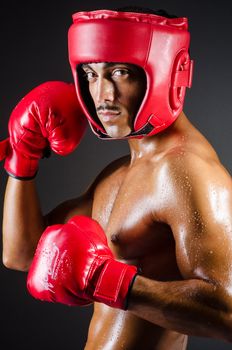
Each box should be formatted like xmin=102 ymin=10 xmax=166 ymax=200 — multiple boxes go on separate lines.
xmin=98 ymin=110 xmax=121 ymax=122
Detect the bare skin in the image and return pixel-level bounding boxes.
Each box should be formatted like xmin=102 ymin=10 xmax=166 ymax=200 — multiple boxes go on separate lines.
xmin=2 ymin=63 xmax=232 ymax=349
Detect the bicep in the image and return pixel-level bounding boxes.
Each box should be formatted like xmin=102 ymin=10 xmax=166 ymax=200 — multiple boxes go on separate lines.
xmin=173 ymin=211 xmax=232 ymax=285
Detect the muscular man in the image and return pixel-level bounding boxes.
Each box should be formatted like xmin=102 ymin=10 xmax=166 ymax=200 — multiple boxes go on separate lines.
xmin=2 ymin=6 xmax=232 ymax=350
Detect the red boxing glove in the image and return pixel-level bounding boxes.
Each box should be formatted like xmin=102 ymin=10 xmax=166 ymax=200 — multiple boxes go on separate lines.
xmin=27 ymin=216 xmax=138 ymax=310
xmin=3 ymin=81 xmax=87 ymax=179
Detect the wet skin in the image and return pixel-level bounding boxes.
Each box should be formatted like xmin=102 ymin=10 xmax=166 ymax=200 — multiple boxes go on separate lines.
xmin=81 ymin=113 xmax=232 ymax=350
xmin=81 ymin=63 xmax=232 ymax=349
xmin=3 ymin=63 xmax=232 ymax=349
xmin=85 ymin=135 xmax=189 ymax=350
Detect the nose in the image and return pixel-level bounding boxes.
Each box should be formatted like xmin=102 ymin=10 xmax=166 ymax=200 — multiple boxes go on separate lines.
xmin=95 ymin=77 xmax=116 ymax=105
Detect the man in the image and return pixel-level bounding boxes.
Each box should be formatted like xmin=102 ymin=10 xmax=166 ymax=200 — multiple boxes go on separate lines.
xmin=1 ymin=6 xmax=232 ymax=350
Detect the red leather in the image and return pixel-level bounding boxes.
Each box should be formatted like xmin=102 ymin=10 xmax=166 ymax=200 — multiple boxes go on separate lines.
xmin=27 ymin=216 xmax=138 ymax=309
xmin=0 ymin=139 xmax=9 ymax=161
xmin=68 ymin=10 xmax=193 ymax=139
xmin=4 ymin=81 xmax=87 ymax=179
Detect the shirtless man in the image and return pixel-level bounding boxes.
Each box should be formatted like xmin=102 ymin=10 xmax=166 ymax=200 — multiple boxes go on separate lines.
xmin=2 ymin=7 xmax=232 ymax=350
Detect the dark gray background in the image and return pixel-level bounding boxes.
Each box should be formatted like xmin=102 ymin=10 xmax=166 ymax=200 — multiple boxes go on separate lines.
xmin=0 ymin=0 xmax=231 ymax=349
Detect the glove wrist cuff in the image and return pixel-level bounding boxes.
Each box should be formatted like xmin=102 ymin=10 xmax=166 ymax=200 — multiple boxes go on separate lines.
xmin=93 ymin=259 xmax=137 ymax=310
xmin=4 ymin=147 xmax=39 ymax=179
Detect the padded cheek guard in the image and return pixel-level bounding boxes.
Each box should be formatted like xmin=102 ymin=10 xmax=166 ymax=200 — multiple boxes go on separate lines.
xmin=68 ymin=10 xmax=194 ymax=139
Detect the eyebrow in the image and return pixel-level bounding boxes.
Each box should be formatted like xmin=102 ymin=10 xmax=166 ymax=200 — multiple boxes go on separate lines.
xmin=81 ymin=62 xmax=129 ymax=70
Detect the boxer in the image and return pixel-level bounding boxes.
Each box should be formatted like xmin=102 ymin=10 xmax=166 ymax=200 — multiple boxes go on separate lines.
xmin=2 ymin=6 xmax=232 ymax=350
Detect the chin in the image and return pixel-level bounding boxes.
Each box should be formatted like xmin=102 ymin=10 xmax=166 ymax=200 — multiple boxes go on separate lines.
xmin=105 ymin=125 xmax=132 ymax=138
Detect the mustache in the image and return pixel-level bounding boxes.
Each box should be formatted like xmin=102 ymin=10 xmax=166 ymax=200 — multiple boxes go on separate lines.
xmin=96 ymin=104 xmax=120 ymax=113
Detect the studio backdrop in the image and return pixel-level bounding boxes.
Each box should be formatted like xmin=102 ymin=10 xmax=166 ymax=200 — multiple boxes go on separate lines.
xmin=0 ymin=1 xmax=231 ymax=349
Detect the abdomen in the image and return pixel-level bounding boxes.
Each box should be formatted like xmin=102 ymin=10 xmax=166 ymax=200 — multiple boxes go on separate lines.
xmin=84 ymin=303 xmax=188 ymax=350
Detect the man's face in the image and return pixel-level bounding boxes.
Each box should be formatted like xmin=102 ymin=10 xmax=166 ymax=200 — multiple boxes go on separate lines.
xmin=81 ymin=62 xmax=146 ymax=138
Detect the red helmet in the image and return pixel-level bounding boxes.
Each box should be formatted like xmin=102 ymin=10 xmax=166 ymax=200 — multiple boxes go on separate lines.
xmin=68 ymin=10 xmax=193 ymax=139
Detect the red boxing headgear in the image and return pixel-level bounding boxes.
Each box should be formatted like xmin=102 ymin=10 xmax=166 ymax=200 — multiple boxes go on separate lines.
xmin=68 ymin=10 xmax=193 ymax=139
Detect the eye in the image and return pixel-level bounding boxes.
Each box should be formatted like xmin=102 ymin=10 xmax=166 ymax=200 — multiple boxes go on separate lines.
xmin=83 ymin=71 xmax=97 ymax=82
xmin=112 ymin=69 xmax=130 ymax=77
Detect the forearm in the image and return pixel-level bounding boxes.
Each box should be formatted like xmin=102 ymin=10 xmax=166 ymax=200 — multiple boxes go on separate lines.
xmin=2 ymin=176 xmax=46 ymax=270
xmin=128 ymin=275 xmax=232 ymax=342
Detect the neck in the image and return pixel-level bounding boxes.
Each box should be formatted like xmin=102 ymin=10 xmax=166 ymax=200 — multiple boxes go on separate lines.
xmin=128 ymin=112 xmax=189 ymax=162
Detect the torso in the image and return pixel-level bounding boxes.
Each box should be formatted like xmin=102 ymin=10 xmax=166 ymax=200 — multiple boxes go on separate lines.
xmin=83 ymin=115 xmax=219 ymax=350
xmin=85 ymin=155 xmax=187 ymax=350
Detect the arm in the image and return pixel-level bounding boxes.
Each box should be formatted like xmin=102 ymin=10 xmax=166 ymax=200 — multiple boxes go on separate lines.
xmin=128 ymin=155 xmax=232 ymax=341
xmin=1 ymin=81 xmax=87 ymax=271
xmin=2 ymin=177 xmax=44 ymax=271
xmin=2 ymin=176 xmax=93 ymax=271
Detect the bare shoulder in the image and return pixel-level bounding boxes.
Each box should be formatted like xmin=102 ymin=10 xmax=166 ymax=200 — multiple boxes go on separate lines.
xmin=152 ymin=127 xmax=232 ymax=224
xmin=156 ymin=132 xmax=232 ymax=285
xmin=165 ymin=139 xmax=231 ymax=189
xmin=162 ymin=113 xmax=231 ymax=185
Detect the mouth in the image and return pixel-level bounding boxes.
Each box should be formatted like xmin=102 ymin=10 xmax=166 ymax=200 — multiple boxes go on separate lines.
xmin=98 ymin=110 xmax=121 ymax=123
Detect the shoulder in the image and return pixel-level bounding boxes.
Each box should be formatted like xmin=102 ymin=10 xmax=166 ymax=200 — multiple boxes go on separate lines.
xmin=160 ymin=145 xmax=231 ymax=223
xmin=159 ymin=112 xmax=231 ymax=186
xmin=162 ymin=149 xmax=232 ymax=285
xmin=165 ymin=145 xmax=231 ymax=190
xmin=152 ymin=142 xmax=231 ymax=222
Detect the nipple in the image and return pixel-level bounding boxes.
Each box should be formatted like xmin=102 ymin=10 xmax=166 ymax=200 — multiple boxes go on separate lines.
xmin=110 ymin=233 xmax=120 ymax=244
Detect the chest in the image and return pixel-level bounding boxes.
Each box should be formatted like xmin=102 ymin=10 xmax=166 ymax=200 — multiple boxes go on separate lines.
xmin=92 ymin=163 xmax=176 ymax=274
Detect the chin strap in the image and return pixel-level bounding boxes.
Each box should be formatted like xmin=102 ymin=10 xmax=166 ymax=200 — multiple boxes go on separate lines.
xmin=94 ymin=121 xmax=156 ymax=140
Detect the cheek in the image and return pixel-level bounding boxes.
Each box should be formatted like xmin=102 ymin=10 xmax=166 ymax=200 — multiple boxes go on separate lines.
xmin=124 ymin=84 xmax=145 ymax=110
